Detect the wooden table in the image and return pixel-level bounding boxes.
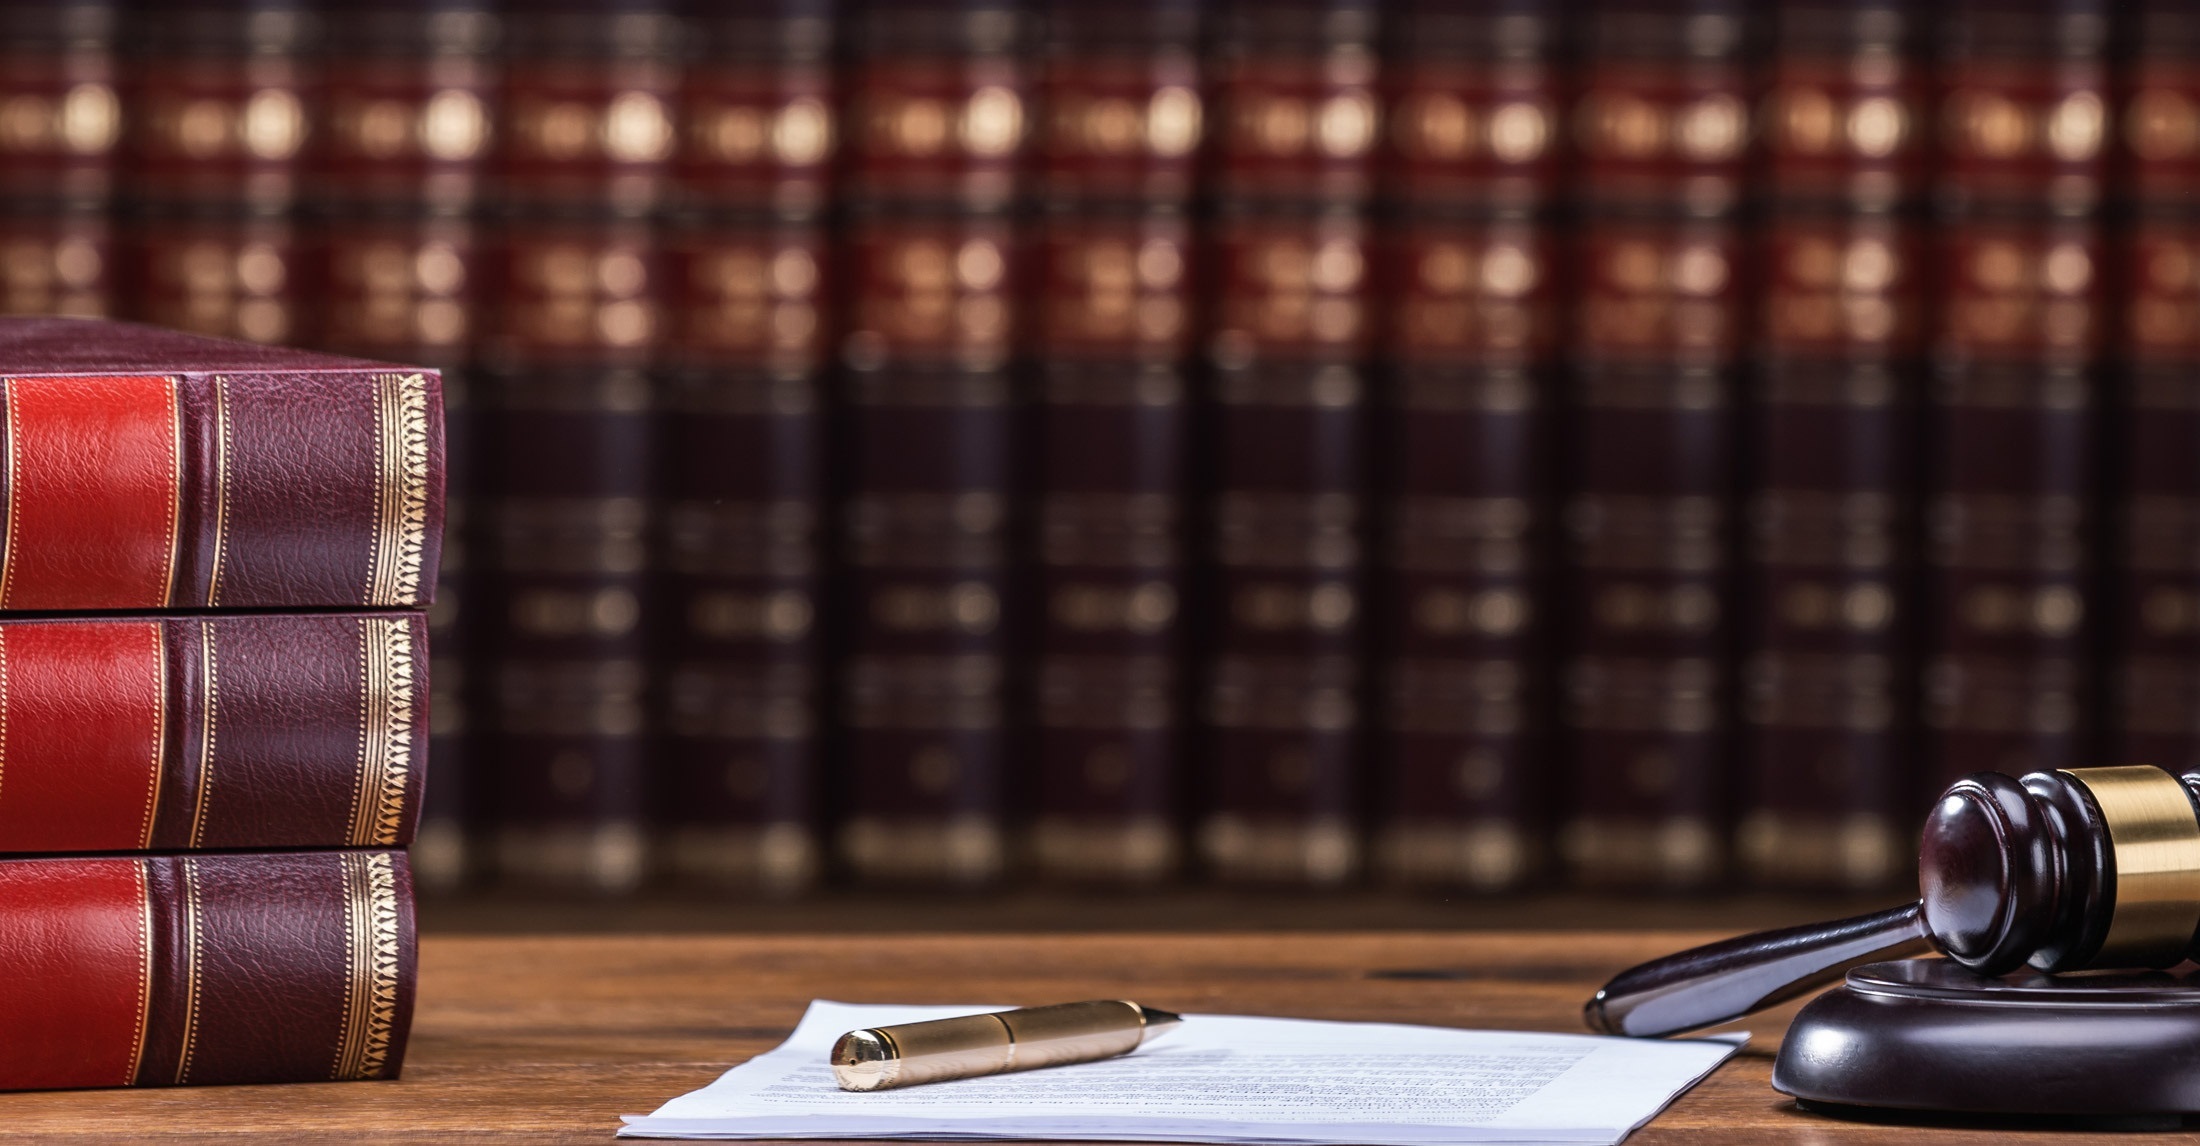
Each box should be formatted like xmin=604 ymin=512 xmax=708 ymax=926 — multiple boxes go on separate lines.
xmin=1 ymin=932 xmax=2188 ymax=1143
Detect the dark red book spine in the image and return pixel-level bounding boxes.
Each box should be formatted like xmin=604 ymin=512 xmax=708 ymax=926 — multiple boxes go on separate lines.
xmin=0 ymin=612 xmax=425 ymax=854
xmin=1921 ymin=1 xmax=2107 ymax=788
xmin=116 ymin=3 xmax=311 ymax=345
xmin=1735 ymin=2 xmax=1925 ymax=890
xmin=0 ymin=850 xmax=415 ymax=1091
xmin=1197 ymin=1 xmax=1378 ymax=886
xmin=1369 ymin=1 xmax=1564 ymax=891
xmin=0 ymin=2 xmax=118 ymax=320
xmin=304 ymin=1 xmax=493 ymax=892
xmin=2112 ymin=3 xmax=2200 ymax=772
xmin=1022 ymin=0 xmax=1201 ymax=884
xmin=478 ymin=1 xmax=675 ymax=892
xmin=832 ymin=1 xmax=1029 ymax=886
xmin=1561 ymin=1 xmax=1751 ymax=888
xmin=651 ymin=1 xmax=835 ymax=892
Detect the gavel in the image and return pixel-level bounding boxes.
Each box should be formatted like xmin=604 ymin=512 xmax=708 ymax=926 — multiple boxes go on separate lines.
xmin=1586 ymin=765 xmax=2200 ymax=1038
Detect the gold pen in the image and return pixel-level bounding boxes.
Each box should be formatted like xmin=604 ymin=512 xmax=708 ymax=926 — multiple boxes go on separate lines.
xmin=831 ymin=1000 xmax=1183 ymax=1092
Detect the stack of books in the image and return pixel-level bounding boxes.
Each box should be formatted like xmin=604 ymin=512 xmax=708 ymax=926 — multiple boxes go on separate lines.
xmin=0 ymin=317 xmax=438 ymax=1090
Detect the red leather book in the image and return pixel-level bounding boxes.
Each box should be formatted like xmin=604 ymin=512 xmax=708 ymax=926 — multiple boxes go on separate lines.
xmin=1734 ymin=2 xmax=1925 ymax=892
xmin=477 ymin=2 xmax=675 ymax=893
xmin=0 ymin=849 xmax=415 ymax=1091
xmin=1371 ymin=3 xmax=1564 ymax=890
xmin=116 ymin=3 xmax=311 ymax=345
xmin=650 ymin=1 xmax=836 ymax=893
xmin=303 ymin=2 xmax=495 ymax=892
xmin=1196 ymin=1 xmax=1377 ymax=887
xmin=0 ymin=1 xmax=118 ymax=320
xmin=0 ymin=317 xmax=442 ymax=612
xmin=1921 ymin=1 xmax=2107 ymax=790
xmin=2112 ymin=3 xmax=2200 ymax=773
xmin=0 ymin=612 xmax=423 ymax=853
xmin=1561 ymin=1 xmax=1752 ymax=890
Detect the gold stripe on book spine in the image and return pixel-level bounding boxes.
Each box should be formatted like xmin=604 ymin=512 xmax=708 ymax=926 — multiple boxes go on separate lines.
xmin=138 ymin=622 xmax=164 ymax=849
xmin=334 ymin=852 xmax=402 ymax=1081
xmin=2 ymin=377 xmax=20 ymax=607
xmin=189 ymin=620 xmax=218 ymax=847
xmin=348 ymin=616 xmax=416 ymax=847
xmin=205 ymin=376 xmax=231 ymax=607
xmin=366 ymin=372 xmax=431 ymax=607
xmin=173 ymin=857 xmax=205 ymax=1084
xmin=125 ymin=858 xmax=153 ymax=1086
xmin=158 ymin=375 xmax=180 ymax=608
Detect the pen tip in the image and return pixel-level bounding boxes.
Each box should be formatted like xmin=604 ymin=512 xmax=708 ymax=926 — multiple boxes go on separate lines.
xmin=1139 ymin=1004 xmax=1183 ymax=1030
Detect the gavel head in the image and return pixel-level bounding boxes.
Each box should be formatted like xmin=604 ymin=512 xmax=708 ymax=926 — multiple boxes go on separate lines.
xmin=1923 ymin=765 xmax=2200 ymax=976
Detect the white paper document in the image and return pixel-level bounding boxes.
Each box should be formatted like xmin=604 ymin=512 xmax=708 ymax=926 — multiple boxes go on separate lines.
xmin=620 ymin=1001 xmax=1744 ymax=1145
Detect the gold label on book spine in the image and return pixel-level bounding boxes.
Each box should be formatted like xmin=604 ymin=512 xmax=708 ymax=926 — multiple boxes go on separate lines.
xmin=366 ymin=372 xmax=432 ymax=607
xmin=349 ymin=616 xmax=417 ymax=847
xmin=334 ymin=851 xmax=403 ymax=1081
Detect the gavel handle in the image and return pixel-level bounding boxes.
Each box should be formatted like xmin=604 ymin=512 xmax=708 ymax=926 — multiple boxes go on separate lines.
xmin=1584 ymin=902 xmax=1933 ymax=1038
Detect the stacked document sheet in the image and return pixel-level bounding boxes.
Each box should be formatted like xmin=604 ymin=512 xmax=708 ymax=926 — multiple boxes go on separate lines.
xmin=622 ymin=1001 xmax=1744 ymax=1145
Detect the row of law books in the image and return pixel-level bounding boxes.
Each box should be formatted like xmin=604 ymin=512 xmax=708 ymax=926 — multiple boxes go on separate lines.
xmin=0 ymin=0 xmax=2195 ymax=895
xmin=0 ymin=318 xmax=437 ymax=1092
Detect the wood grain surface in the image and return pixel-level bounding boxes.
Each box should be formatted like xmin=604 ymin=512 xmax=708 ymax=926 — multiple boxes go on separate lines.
xmin=1 ymin=931 xmax=2191 ymax=1144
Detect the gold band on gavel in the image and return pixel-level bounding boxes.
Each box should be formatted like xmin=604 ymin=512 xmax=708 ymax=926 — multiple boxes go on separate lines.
xmin=2061 ymin=767 xmax=2200 ymax=968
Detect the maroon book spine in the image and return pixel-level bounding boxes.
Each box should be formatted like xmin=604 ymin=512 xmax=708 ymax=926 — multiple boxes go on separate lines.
xmin=0 ymin=850 xmax=415 ymax=1091
xmin=1735 ymin=2 xmax=1925 ymax=890
xmin=1022 ymin=0 xmax=1202 ymax=884
xmin=478 ymin=2 xmax=675 ymax=893
xmin=116 ymin=3 xmax=311 ymax=346
xmin=1197 ymin=1 xmax=1378 ymax=886
xmin=0 ymin=2 xmax=117 ymax=320
xmin=1561 ymin=1 xmax=1751 ymax=888
xmin=832 ymin=1 xmax=1029 ymax=886
xmin=304 ymin=2 xmax=493 ymax=893
xmin=1921 ymin=1 xmax=2107 ymax=789
xmin=1370 ymin=1 xmax=1563 ymax=891
xmin=2113 ymin=3 xmax=2200 ymax=772
xmin=650 ymin=1 xmax=835 ymax=893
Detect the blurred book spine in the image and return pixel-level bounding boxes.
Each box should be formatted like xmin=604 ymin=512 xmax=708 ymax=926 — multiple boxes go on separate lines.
xmin=833 ymin=0 xmax=1028 ymax=886
xmin=1559 ymin=1 xmax=1750 ymax=889
xmin=2112 ymin=2 xmax=2200 ymax=773
xmin=1921 ymin=0 xmax=2107 ymax=787
xmin=118 ymin=0 xmax=311 ymax=344
xmin=1195 ymin=0 xmax=1378 ymax=887
xmin=304 ymin=0 xmax=495 ymax=893
xmin=477 ymin=0 xmax=676 ymax=894
xmin=1734 ymin=1 xmax=1924 ymax=891
xmin=1022 ymin=0 xmax=1200 ymax=885
xmin=1369 ymin=0 xmax=1563 ymax=892
xmin=650 ymin=0 xmax=835 ymax=894
xmin=0 ymin=0 xmax=117 ymax=319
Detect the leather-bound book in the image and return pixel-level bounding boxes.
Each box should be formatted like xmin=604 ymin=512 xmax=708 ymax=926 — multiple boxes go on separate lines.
xmin=1021 ymin=1 xmax=1201 ymax=884
xmin=478 ymin=0 xmax=675 ymax=893
xmin=0 ymin=613 xmax=424 ymax=853
xmin=1562 ymin=1 xmax=1753 ymax=889
xmin=1369 ymin=1 xmax=1564 ymax=892
xmin=305 ymin=1 xmax=494 ymax=892
xmin=0 ymin=0 xmax=118 ymax=319
xmin=0 ymin=849 xmax=415 ymax=1090
xmin=0 ymin=317 xmax=441 ymax=612
xmin=2112 ymin=3 xmax=2200 ymax=772
xmin=116 ymin=1 xmax=312 ymax=344
xmin=1024 ymin=205 xmax=1195 ymax=883
xmin=651 ymin=0 xmax=836 ymax=893
xmin=1735 ymin=2 xmax=1925 ymax=891
xmin=835 ymin=203 xmax=1020 ymax=887
xmin=1196 ymin=0 xmax=1377 ymax=887
xmin=1921 ymin=0 xmax=2107 ymax=789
